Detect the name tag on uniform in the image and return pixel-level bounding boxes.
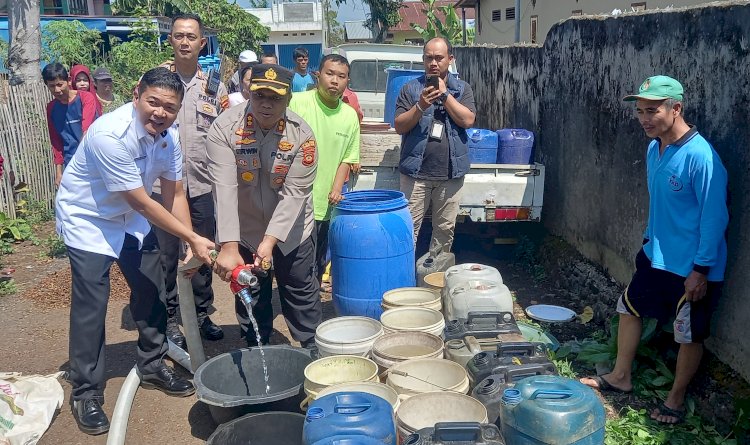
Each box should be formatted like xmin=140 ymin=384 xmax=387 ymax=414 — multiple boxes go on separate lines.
xmin=429 ymin=120 xmax=444 ymax=141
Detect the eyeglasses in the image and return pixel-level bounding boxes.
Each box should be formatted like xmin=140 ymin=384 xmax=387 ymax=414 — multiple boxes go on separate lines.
xmin=171 ymin=33 xmax=200 ymax=42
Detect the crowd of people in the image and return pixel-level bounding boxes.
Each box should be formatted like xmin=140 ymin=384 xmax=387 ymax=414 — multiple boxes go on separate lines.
xmin=43 ymin=10 xmax=728 ymax=438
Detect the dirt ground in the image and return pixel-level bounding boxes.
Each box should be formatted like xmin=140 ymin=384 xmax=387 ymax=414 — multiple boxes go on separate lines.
xmin=0 ymin=225 xmax=747 ymax=444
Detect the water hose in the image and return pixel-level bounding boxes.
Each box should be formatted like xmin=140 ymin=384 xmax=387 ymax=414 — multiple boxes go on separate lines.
xmin=106 ymin=366 xmax=140 ymax=445
xmin=177 ymin=256 xmax=208 ymax=372
xmin=166 ymin=339 xmax=193 ymax=373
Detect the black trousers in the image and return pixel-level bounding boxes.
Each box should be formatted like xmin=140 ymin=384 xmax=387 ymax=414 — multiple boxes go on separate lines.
xmin=314 ymin=220 xmax=330 ymax=283
xmin=234 ymin=236 xmax=322 ymax=345
xmin=151 ymin=192 xmax=215 ymax=318
xmin=68 ymin=232 xmax=168 ymax=401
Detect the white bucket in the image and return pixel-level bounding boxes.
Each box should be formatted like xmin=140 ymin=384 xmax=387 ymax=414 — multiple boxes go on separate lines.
xmin=382 ymin=287 xmax=442 ymax=312
xmin=380 ymin=307 xmax=445 ymax=338
xmin=302 ymin=355 xmax=380 ymax=408
xmin=316 ymin=381 xmax=402 ymax=412
xmin=396 ymin=391 xmax=488 ymax=441
xmin=423 ymin=272 xmax=445 ymax=291
xmin=315 ymin=316 xmax=384 ymax=357
xmin=385 ymin=358 xmax=470 ymax=398
xmin=371 ymin=332 xmax=444 ymax=373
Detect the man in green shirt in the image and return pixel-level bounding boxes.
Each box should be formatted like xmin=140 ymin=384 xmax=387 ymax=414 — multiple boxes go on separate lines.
xmin=289 ymin=54 xmax=360 ymax=287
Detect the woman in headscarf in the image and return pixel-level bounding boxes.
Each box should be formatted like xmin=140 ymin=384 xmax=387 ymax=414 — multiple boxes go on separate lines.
xmin=69 ymin=64 xmax=102 ymax=115
xmin=69 ymin=65 xmax=95 ymax=93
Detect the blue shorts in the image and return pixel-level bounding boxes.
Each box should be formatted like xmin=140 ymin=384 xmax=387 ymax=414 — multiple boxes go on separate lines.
xmin=616 ymin=249 xmax=722 ymax=343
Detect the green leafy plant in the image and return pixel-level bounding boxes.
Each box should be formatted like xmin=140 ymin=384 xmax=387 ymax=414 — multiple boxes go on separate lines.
xmin=43 ymin=234 xmax=67 ymax=258
xmin=42 ymin=20 xmax=104 ymax=67
xmin=0 ymin=280 xmax=17 ymax=296
xmin=25 ymin=199 xmax=55 ymax=227
xmin=513 ymin=236 xmax=546 ymax=281
xmin=412 ymin=0 xmax=474 ymax=45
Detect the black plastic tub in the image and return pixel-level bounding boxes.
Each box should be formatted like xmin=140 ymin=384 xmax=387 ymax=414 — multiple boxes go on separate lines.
xmin=206 ymin=412 xmax=304 ymax=445
xmin=194 ymin=345 xmax=312 ymax=424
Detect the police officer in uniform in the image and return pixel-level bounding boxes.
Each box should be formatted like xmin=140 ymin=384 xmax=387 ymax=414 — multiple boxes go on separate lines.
xmin=153 ymin=13 xmax=229 ymax=347
xmin=207 ymin=64 xmax=322 ymax=351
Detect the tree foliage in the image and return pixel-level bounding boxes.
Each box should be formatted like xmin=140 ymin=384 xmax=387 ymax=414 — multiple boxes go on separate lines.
xmin=111 ymin=0 xmax=269 ymax=58
xmin=100 ymin=16 xmax=172 ymax=98
xmin=335 ymin=0 xmax=403 ymax=43
xmin=42 ymin=21 xmax=104 ymax=67
xmin=191 ymin=0 xmax=269 ymax=58
xmin=323 ymin=0 xmax=345 ymax=47
xmin=411 ymin=0 xmax=473 ymax=45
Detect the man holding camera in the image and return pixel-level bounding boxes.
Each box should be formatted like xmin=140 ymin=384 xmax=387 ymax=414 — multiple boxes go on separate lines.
xmin=394 ymin=37 xmax=476 ymax=255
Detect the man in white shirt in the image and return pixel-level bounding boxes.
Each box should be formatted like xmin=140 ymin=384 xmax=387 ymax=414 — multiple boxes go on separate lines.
xmin=55 ymin=67 xmax=215 ymax=436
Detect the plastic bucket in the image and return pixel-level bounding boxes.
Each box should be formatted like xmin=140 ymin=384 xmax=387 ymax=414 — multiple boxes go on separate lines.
xmin=316 ymin=382 xmax=402 ymax=412
xmin=194 ymin=346 xmax=312 ymax=424
xmin=384 ymin=69 xmax=423 ymax=126
xmin=382 ymin=287 xmax=442 ymax=312
xmin=331 ymin=190 xmax=415 ymax=318
xmin=380 ymin=307 xmax=445 ymax=337
xmin=396 ymin=392 xmax=488 ymax=441
xmin=386 ymin=358 xmax=470 ymax=398
xmin=315 ymin=316 xmax=384 ymax=358
xmin=206 ymin=412 xmax=304 ymax=445
xmin=371 ymin=332 xmax=444 ymax=373
xmin=422 ymin=272 xmax=445 ymax=291
xmin=302 ymin=355 xmax=380 ymax=408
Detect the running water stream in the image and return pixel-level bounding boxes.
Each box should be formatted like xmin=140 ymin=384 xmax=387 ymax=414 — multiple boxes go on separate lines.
xmin=246 ymin=306 xmax=270 ymax=394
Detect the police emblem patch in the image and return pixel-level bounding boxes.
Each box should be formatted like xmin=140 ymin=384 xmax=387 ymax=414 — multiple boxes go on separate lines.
xmin=276 ymin=120 xmax=286 ymax=133
xmin=273 ymin=176 xmax=284 ymax=185
xmin=237 ymin=159 xmax=248 ymax=167
xmin=265 ymin=68 xmax=278 ymax=80
xmin=236 ymin=138 xmax=257 ymax=145
xmin=301 ymin=140 xmax=316 ymax=167
xmin=235 ymin=128 xmax=255 ymax=137
xmin=278 ymin=141 xmax=294 ymax=152
xmin=241 ymin=171 xmax=255 ymax=182
xmin=246 ymin=114 xmax=254 ymax=127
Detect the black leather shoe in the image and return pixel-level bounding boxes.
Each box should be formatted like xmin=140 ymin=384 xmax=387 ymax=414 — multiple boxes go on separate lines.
xmin=199 ymin=315 xmax=224 ymax=341
xmin=72 ymin=399 xmax=109 ymax=435
xmin=246 ymin=335 xmax=270 ymax=348
xmin=166 ymin=317 xmax=187 ymax=350
xmin=301 ymin=339 xmax=319 ymax=360
xmin=140 ymin=366 xmax=195 ymax=397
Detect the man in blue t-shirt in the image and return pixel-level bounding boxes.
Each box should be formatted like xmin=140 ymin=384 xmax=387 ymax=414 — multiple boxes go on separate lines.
xmin=291 ymin=47 xmax=316 ymax=92
xmin=581 ymin=76 xmax=729 ymax=426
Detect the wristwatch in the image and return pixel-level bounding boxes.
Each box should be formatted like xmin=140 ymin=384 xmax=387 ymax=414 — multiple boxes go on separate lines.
xmin=439 ymin=91 xmax=449 ymax=102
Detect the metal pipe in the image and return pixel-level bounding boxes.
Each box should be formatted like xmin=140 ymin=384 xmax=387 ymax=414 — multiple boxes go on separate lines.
xmin=106 ymin=366 xmax=140 ymax=445
xmin=177 ymin=256 xmax=207 ymax=372
xmin=515 ymin=0 xmax=521 ymax=42
xmin=462 ymin=7 xmax=467 ymax=45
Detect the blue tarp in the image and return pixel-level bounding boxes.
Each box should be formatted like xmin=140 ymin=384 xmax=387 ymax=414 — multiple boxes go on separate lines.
xmin=0 ymin=17 xmax=108 ymax=43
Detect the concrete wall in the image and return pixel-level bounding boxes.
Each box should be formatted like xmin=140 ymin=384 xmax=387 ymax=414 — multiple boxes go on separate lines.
xmin=454 ymin=0 xmax=750 ymax=380
xmin=473 ymin=0 xmax=734 ymax=45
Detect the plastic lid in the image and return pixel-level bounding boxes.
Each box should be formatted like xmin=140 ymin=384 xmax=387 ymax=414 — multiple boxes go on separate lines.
xmin=525 ymin=304 xmax=576 ymax=323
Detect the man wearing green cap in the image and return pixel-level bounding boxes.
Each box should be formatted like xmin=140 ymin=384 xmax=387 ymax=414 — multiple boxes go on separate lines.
xmin=581 ymin=75 xmax=728 ymax=425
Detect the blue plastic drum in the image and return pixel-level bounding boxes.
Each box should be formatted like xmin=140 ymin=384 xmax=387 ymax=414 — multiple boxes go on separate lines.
xmin=329 ymin=190 xmax=415 ymax=318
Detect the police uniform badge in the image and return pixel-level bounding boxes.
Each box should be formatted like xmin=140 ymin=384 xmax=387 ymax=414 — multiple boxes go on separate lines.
xmin=273 ymin=165 xmax=289 ymax=175
xmin=241 ymin=171 xmax=255 ymax=182
xmin=236 ymin=128 xmax=254 ymax=137
xmin=246 ymin=114 xmax=254 ymax=128
xmin=237 ymin=159 xmax=248 ymax=167
xmin=278 ymin=141 xmax=294 ymax=152
xmin=220 ymin=95 xmax=229 ymax=110
xmin=273 ymin=176 xmax=285 ymax=185
xmin=236 ymin=138 xmax=256 ymax=145
xmin=275 ymin=120 xmax=286 ymax=135
xmin=301 ymin=140 xmax=316 ymax=167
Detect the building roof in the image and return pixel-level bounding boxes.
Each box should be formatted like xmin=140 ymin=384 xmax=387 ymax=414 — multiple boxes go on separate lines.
xmin=344 ymin=20 xmax=376 ymax=41
xmin=391 ymin=0 xmax=475 ymax=32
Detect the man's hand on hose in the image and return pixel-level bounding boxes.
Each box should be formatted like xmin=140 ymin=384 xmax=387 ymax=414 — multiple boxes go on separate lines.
xmin=213 ymin=242 xmax=244 ymax=282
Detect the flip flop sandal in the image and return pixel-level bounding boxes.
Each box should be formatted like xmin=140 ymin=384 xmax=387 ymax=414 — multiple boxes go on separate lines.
xmin=583 ymin=375 xmax=632 ymax=393
xmin=651 ymin=403 xmax=686 ymax=425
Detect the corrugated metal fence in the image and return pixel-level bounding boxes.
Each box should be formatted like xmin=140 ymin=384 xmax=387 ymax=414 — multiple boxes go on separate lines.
xmin=0 ymin=77 xmax=56 ymax=219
